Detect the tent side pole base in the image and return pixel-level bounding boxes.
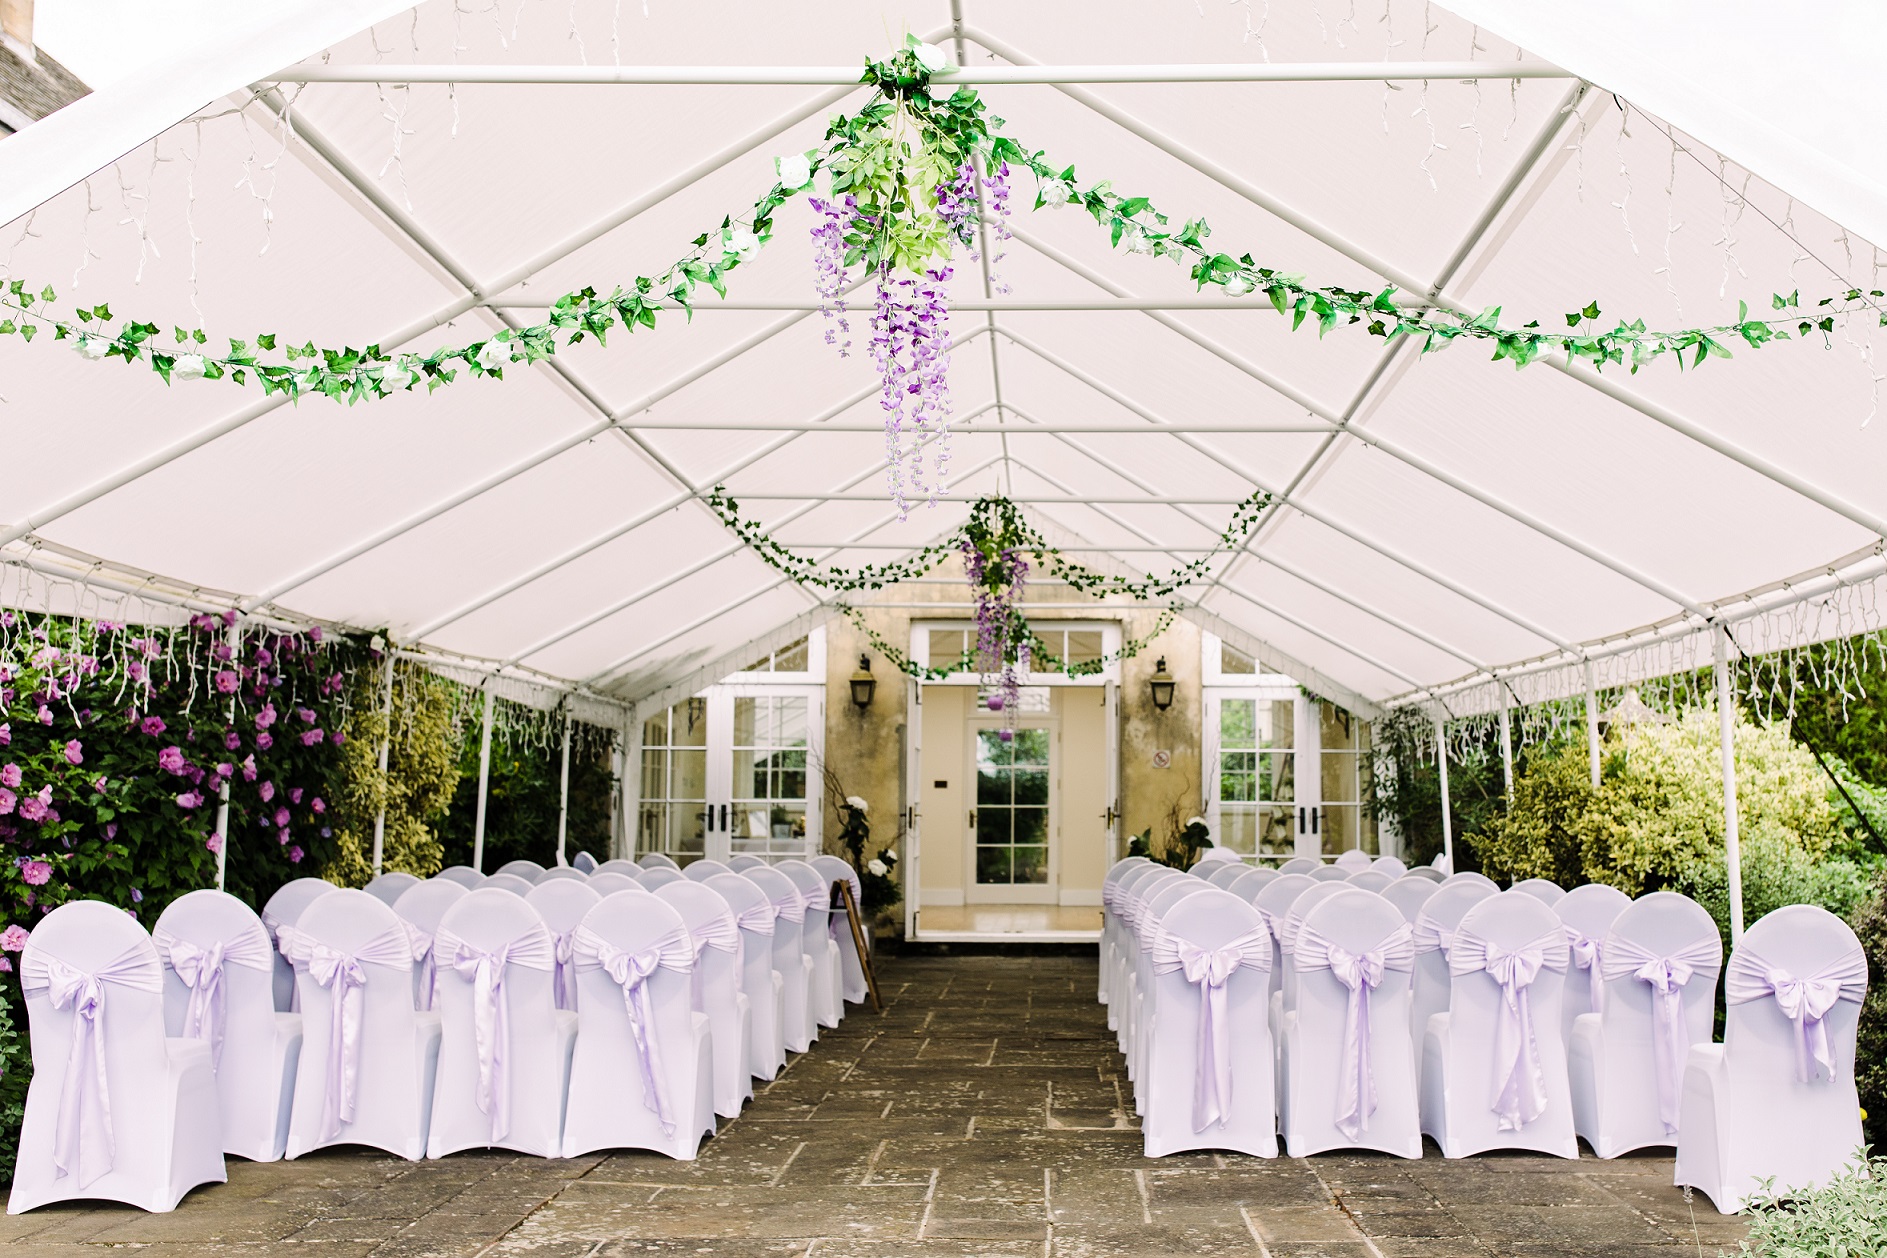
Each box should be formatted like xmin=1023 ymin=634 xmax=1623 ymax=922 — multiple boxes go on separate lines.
xmin=472 ymin=683 xmax=495 ymax=874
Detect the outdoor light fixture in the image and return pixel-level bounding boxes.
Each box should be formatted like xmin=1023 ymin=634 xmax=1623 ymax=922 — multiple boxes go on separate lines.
xmin=1148 ymin=657 xmax=1176 ymax=711
xmin=849 ymin=655 xmax=877 ymax=709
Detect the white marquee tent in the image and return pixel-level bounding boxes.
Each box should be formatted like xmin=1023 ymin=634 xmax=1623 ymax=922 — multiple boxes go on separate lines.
xmin=3 ymin=1 xmax=1886 ymax=910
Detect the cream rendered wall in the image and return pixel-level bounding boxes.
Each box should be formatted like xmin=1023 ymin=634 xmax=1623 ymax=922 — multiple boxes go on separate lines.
xmin=1054 ymin=685 xmax=1109 ymax=906
xmin=919 ymin=683 xmax=968 ymax=906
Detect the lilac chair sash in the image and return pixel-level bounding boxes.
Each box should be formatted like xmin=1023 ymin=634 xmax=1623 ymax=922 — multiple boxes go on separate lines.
xmin=21 ymin=942 xmax=162 ymax=1188
xmin=1411 ymin=912 xmax=1456 ymax=956
xmin=153 ymin=922 xmax=271 ymax=1069
xmin=572 ymin=923 xmax=693 ymax=1134
xmin=1725 ymin=942 xmax=1867 ymax=1083
xmin=1294 ymin=921 xmax=1415 ymax=1139
xmin=276 ymin=922 xmax=416 ymax=1142
xmin=399 ymin=921 xmax=440 ymax=1011
xmin=1601 ymin=934 xmax=1722 ymax=1131
xmin=1564 ymin=927 xmax=1605 ymax=1018
xmin=549 ymin=929 xmax=579 ymax=1012
xmin=435 ymin=923 xmax=554 ymax=1143
xmin=1149 ymin=926 xmax=1270 ymax=1132
xmin=1448 ymin=926 xmax=1568 ymax=1131
xmin=730 ymin=898 xmax=777 ymax=937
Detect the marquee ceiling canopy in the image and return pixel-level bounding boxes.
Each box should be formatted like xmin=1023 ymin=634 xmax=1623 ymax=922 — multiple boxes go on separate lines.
xmin=2 ymin=0 xmax=1883 ymax=724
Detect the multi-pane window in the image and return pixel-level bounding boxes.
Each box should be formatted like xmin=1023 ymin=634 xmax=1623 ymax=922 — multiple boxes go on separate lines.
xmin=1217 ymin=698 xmax=1296 ymax=856
xmin=742 ymin=635 xmax=809 ymax=674
xmin=731 ymin=695 xmax=809 ymax=856
xmin=1319 ymin=701 xmax=1376 ymax=856
xmin=974 ymin=728 xmax=1050 ymax=885
xmin=639 ymin=700 xmax=707 ymax=861
xmin=1219 ymin=640 xmax=1259 ymax=675
xmin=1031 ymin=628 xmax=1103 ymax=673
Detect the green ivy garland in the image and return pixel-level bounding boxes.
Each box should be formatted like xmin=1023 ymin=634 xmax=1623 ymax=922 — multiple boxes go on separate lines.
xmin=837 ymin=601 xmax=1176 ymax=682
xmin=0 ymin=40 xmax=1871 ymax=400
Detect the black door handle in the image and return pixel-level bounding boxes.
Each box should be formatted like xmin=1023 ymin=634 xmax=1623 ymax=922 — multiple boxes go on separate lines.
xmin=719 ymin=803 xmax=728 ymax=832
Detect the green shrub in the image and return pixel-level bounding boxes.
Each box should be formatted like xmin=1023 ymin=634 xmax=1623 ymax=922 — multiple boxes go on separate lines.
xmin=1737 ymin=1151 xmax=1887 ymax=1257
xmin=0 ymin=983 xmax=24 ymax=1187
xmin=1854 ymin=882 xmax=1887 ymax=1150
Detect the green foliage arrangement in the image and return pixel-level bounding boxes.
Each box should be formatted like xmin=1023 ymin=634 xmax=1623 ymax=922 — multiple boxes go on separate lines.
xmin=822 ymin=776 xmax=900 ymax=919
xmin=321 ymin=659 xmax=463 ymax=886
xmin=1736 ymin=1152 xmax=1887 ymax=1257
xmin=436 ymin=713 xmax=617 ymax=871
xmin=0 ymin=982 xmax=23 ymax=1188
xmin=1850 ymin=885 xmax=1887 ymax=1149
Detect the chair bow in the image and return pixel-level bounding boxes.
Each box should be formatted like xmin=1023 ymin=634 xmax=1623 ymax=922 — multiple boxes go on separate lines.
xmin=1563 ymin=927 xmax=1605 ymax=1018
xmin=549 ymin=929 xmax=579 ymax=1012
xmin=1449 ymin=926 xmax=1567 ymax=1131
xmin=400 ymin=922 xmax=441 ymax=1011
xmin=1150 ymin=926 xmax=1270 ymax=1132
xmin=1726 ymin=942 xmax=1867 ymax=1083
xmin=22 ymin=943 xmax=162 ymax=1187
xmin=436 ymin=923 xmax=553 ymax=1144
xmin=572 ymin=924 xmax=693 ymax=1134
xmin=277 ymin=922 xmax=415 ymax=1142
xmin=730 ymin=898 xmax=777 ymax=937
xmin=152 ymin=920 xmax=271 ymax=1069
xmin=1296 ymin=922 xmax=1415 ymax=1139
xmin=1601 ymin=934 xmax=1721 ymax=1131
xmin=1411 ymin=913 xmax=1457 ymax=956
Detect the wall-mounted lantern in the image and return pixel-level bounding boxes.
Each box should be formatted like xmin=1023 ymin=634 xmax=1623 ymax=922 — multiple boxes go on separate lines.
xmin=849 ymin=655 xmax=877 ymax=709
xmin=1148 ymin=656 xmax=1176 ymax=711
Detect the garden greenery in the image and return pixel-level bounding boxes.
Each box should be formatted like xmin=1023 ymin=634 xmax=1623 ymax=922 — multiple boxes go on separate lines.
xmin=1736 ymin=1151 xmax=1887 ymax=1257
xmin=322 ymin=659 xmax=463 ymax=886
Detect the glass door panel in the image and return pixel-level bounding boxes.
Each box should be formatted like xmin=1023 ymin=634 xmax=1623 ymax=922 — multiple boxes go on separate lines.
xmin=1318 ymin=700 xmax=1376 ymax=856
xmin=638 ymin=700 xmax=708 ymax=862
xmin=972 ymin=726 xmax=1052 ymax=890
xmin=731 ymin=694 xmax=810 ymax=857
xmin=1213 ymin=696 xmax=1296 ymax=858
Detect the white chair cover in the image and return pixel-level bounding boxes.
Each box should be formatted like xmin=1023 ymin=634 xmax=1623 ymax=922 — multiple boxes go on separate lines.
xmin=1346 ymin=869 xmax=1394 ymax=894
xmin=1421 ymin=893 xmax=1575 ymax=1158
xmin=1406 ymin=866 xmax=1446 ymax=884
xmin=564 ymin=895 xmax=714 ymax=1160
xmin=778 ymin=859 xmax=843 ymax=1030
xmin=1280 ymin=889 xmax=1420 ymax=1157
xmin=391 ymin=878 xmax=468 ymax=1012
xmin=638 ymin=852 xmax=682 ymax=871
xmin=1277 ymin=858 xmax=1319 ymax=875
xmin=683 ymin=859 xmax=733 ymax=882
xmin=707 ymin=871 xmax=786 ymax=1080
xmin=1441 ymin=870 xmax=1497 ymax=890
xmin=1250 ymin=873 xmax=1318 ymax=1009
xmin=586 ymin=871 xmax=645 ymax=897
xmin=1309 ymin=865 xmax=1350 ymax=882
xmin=259 ymin=877 xmax=337 ymax=1013
xmin=1511 ymin=878 xmax=1567 ymax=906
xmin=435 ymin=866 xmax=485 ymax=887
xmin=481 ymin=872 xmax=534 ymax=897
xmin=1407 ymin=879 xmax=1498 ymax=1048
xmin=640 ymin=867 xmax=686 ymax=890
xmin=1333 ymin=849 xmax=1371 ymax=871
xmin=1099 ymin=857 xmax=1151 ymax=1004
xmin=1225 ymin=866 xmax=1278 ymax=901
xmin=725 ymin=854 xmax=767 ymax=872
xmin=1552 ymin=883 xmax=1631 ymax=1041
xmin=596 ymin=858 xmax=643 ymax=877
xmin=1569 ymin=891 xmax=1720 ymax=1157
xmin=811 ymin=854 xmax=870 ymax=1005
xmin=525 ymin=879 xmax=603 ymax=1012
xmin=1129 ymin=876 xmax=1211 ymax=1091
xmin=1140 ymin=889 xmax=1275 ymax=1157
xmin=1104 ymin=863 xmax=1167 ymax=1028
xmin=745 ymin=864 xmax=815 ymax=1053
xmin=1382 ymin=874 xmax=1439 ymax=923
xmin=364 ymin=872 xmax=420 ymax=908
xmin=570 ymin=850 xmax=599 ymax=873
xmin=1372 ymin=856 xmax=1408 ymax=878
xmin=280 ymin=891 xmax=441 ymax=1161
xmin=1205 ymin=863 xmax=1248 ymax=889
xmin=537 ymin=866 xmax=589 ymax=885
xmin=1676 ymin=904 xmax=1867 ymax=1212
xmin=152 ymin=890 xmax=300 ymax=1162
xmin=655 ymin=879 xmax=753 ymax=1119
xmin=1278 ymin=881 xmax=1353 ymax=1013
xmin=9 ymin=901 xmax=225 ymax=1215
xmin=1192 ymin=846 xmax=1243 ymax=867
xmin=494 ymin=859 xmax=546 ymax=882
xmin=427 ymin=889 xmax=573 ymax=1157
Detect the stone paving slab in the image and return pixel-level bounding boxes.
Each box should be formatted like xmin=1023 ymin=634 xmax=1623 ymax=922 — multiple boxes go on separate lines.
xmin=1 ymin=952 xmax=1748 ymax=1256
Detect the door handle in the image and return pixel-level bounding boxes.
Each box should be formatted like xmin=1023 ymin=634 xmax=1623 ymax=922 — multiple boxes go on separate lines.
xmin=968 ymin=809 xmax=976 ymax=828
xmin=1311 ymin=807 xmax=1320 ymax=836
xmin=719 ymin=803 xmax=728 ymax=832
xmin=1298 ymin=806 xmax=1306 ymax=832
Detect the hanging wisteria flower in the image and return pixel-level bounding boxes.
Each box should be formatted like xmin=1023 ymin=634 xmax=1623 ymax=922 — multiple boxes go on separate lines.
xmin=871 ymin=265 xmax=955 ymax=516
xmin=808 ymin=195 xmax=856 ymax=354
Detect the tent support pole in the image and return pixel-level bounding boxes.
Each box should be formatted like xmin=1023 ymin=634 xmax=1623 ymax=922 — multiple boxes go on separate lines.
xmin=1714 ymin=626 xmax=1746 ymax=942
xmin=1498 ymin=687 xmax=1514 ymax=798
xmin=556 ymin=714 xmax=572 ymax=867
xmin=1436 ymin=714 xmax=1454 ymax=874
xmin=472 ymin=683 xmax=495 ymax=874
xmin=1585 ymin=660 xmax=1602 ymax=788
xmin=212 ymin=619 xmax=240 ymax=891
xmin=370 ymin=650 xmax=395 ymax=876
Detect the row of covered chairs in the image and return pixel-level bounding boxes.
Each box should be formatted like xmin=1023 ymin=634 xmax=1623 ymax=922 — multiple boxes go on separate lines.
xmin=1101 ymin=854 xmax=1866 ymax=1212
xmin=8 ymin=852 xmax=870 ymax=1215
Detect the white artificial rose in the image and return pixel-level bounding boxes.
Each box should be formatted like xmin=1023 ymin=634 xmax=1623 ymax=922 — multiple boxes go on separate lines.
xmin=867 ymin=858 xmax=888 ymax=876
xmin=845 ymin=795 xmax=869 ymax=813
xmin=1124 ymin=227 xmax=1153 ymax=255
xmin=74 ymin=335 xmax=109 ymax=361
xmin=776 ymin=152 xmax=813 ymax=189
xmin=914 ymin=42 xmax=949 ymax=73
xmin=724 ymin=229 xmax=761 ymax=264
xmin=1223 ymin=274 xmax=1253 ymax=297
xmin=1186 ymin=816 xmax=1207 ymax=829
xmin=1041 ymin=181 xmax=1071 ymax=209
xmin=171 ymin=353 xmax=206 ymax=380
xmin=385 ymin=356 xmax=420 ymax=390
xmin=476 ymin=338 xmax=516 ymax=372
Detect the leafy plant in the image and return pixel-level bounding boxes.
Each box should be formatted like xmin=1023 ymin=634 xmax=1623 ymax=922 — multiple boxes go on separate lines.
xmin=0 ymin=981 xmax=24 ymax=1186
xmin=1737 ymin=1152 xmax=1887 ymax=1256
xmin=321 ymin=658 xmax=462 ymax=886
xmin=435 ymin=711 xmax=617 ymax=872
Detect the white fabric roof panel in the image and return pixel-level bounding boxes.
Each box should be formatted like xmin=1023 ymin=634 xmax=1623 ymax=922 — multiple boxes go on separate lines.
xmin=2 ymin=0 xmax=1884 ymax=717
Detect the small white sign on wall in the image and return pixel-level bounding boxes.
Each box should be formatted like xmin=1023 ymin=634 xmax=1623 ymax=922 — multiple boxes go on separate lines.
xmin=1150 ymin=749 xmax=1172 ymax=769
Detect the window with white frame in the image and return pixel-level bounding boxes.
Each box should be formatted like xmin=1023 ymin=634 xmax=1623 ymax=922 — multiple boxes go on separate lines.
xmin=638 ymin=699 xmax=708 ymax=861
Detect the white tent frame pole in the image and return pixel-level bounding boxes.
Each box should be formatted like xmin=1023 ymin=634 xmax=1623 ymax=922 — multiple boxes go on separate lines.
xmin=212 ymin=618 xmax=240 ymax=891
xmin=370 ymin=649 xmax=395 ymax=876
xmin=1498 ymin=686 xmax=1514 ymax=797
xmin=1714 ymin=624 xmax=1745 ymax=942
xmin=472 ymin=682 xmax=495 ymax=874
xmin=262 ymin=60 xmax=1567 ymax=86
xmin=1584 ymin=658 xmax=1602 ymax=787
xmin=973 ymin=26 xmax=1887 ymax=546
xmin=0 ymin=73 xmax=856 ymax=556
xmin=1436 ymin=712 xmax=1454 ymax=873
xmin=593 ymin=417 xmax=1335 ymax=433
xmin=994 ymin=256 xmax=1576 ymax=651
xmin=556 ymin=712 xmax=572 ymax=867
xmin=496 ymin=297 xmax=1426 ymax=313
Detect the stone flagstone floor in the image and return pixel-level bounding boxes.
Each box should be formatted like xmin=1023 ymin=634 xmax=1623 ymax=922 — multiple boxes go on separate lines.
xmin=0 ymin=951 xmax=1749 ymax=1257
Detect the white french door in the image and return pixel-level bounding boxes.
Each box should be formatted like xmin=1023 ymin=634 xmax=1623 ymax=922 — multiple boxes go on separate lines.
xmin=965 ymin=719 xmax=1058 ymax=903
xmin=704 ymin=684 xmax=823 ymax=863
xmin=1202 ymin=688 xmax=1322 ymax=861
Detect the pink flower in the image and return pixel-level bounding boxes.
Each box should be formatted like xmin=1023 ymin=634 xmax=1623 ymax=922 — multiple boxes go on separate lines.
xmin=241 ymin=755 xmax=256 ymax=782
xmin=130 ymin=888 xmax=142 ymax=903
xmin=0 ymin=956 xmax=11 ymax=973
xmin=224 ymin=730 xmax=241 ymax=750
xmin=0 ymin=764 xmax=19 ymax=790
xmin=215 ymin=670 xmax=238 ymax=694
xmin=274 ymin=807 xmax=290 ymax=828
xmin=0 ymin=789 xmax=15 ymax=816
xmin=307 ymin=626 xmax=323 ymax=643
xmin=287 ymin=845 xmax=304 ymax=863
xmin=311 ymin=797 xmax=325 ymax=815
xmin=18 ymin=789 xmax=49 ymax=822
xmin=158 ymin=746 xmax=187 ymax=775
xmin=175 ymin=791 xmax=203 ymax=810
xmin=0 ymin=723 xmax=9 ymax=745
xmin=256 ymin=732 xmax=273 ymax=751
xmin=290 ymin=788 xmax=303 ymax=805
xmin=259 ymin=780 xmax=275 ymax=803
xmin=205 ymin=833 xmax=223 ymax=855
xmin=63 ymin=740 xmax=82 ymax=765
xmin=20 ymin=860 xmax=50 ymax=886
xmin=215 ymin=762 xmax=232 ymax=779
xmin=0 ymin=924 xmax=26 ymax=951
xmin=297 ymin=707 xmax=315 ymax=725
xmin=299 ymin=729 xmax=324 ymax=746
xmin=37 ymin=705 xmax=52 ymax=725
xmin=92 ymin=776 xmax=107 ymax=794
xmin=141 ymin=715 xmax=166 ymax=736
xmin=255 ymin=704 xmax=276 ymax=730
xmin=331 ymin=731 xmax=346 ymax=746
xmin=254 ymin=647 xmax=273 ymax=667
xmin=105 ymin=822 xmax=117 ymax=839
xmin=278 ymin=830 xmax=290 ymax=845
